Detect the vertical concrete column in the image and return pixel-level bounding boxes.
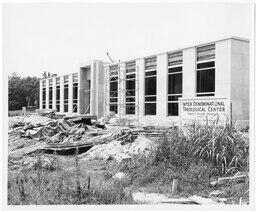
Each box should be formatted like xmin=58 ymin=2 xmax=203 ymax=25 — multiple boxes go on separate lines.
xmin=60 ymin=76 xmax=64 ymax=113
xmin=52 ymin=77 xmax=56 ymax=110
xmin=230 ymin=39 xmax=249 ymax=122
xmin=90 ymin=61 xmax=96 ymax=115
xmin=39 ymin=80 xmax=43 ymax=110
xmin=95 ymin=61 xmax=99 ymax=117
xmin=45 ymin=79 xmax=49 ymax=109
xmin=119 ymin=63 xmax=126 ymax=118
xmin=105 ymin=66 xmax=110 ymax=116
xmin=77 ymin=69 xmax=81 ymax=114
xmin=137 ymin=58 xmax=145 ymax=117
xmin=183 ymin=47 xmax=196 ymax=98
xmin=99 ymin=62 xmax=103 ymax=117
xmin=215 ymin=40 xmax=231 ymax=98
xmin=68 ymin=74 xmax=73 ymax=113
xmin=95 ymin=61 xmax=105 ymax=118
xmin=156 ymin=54 xmax=168 ymax=117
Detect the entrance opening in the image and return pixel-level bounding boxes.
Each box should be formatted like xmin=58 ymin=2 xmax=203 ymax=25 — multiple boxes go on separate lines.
xmin=80 ymin=66 xmax=91 ymax=114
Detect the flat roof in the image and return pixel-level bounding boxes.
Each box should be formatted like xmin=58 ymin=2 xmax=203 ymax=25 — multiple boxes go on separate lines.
xmin=40 ymin=36 xmax=249 ymax=81
xmin=107 ymin=36 xmax=249 ymax=66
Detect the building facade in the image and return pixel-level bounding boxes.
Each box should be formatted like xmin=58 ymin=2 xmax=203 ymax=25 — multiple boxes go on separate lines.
xmin=39 ymin=37 xmax=249 ymax=127
xmin=39 ymin=60 xmax=106 ymax=118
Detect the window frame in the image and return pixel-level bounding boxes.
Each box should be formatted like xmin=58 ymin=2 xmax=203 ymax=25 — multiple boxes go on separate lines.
xmin=56 ymin=77 xmax=60 ymax=112
xmin=109 ymin=65 xmax=119 ymax=114
xmin=167 ymin=51 xmax=183 ymax=117
xmin=144 ymin=57 xmax=157 ymax=115
xmin=196 ymin=43 xmax=216 ymax=97
xmin=125 ymin=61 xmax=136 ymax=115
xmin=63 ymin=76 xmax=69 ymax=112
xmin=49 ymin=79 xmax=53 ymax=109
xmin=73 ymin=82 xmax=78 ymax=113
xmin=42 ymin=80 xmax=46 ymax=109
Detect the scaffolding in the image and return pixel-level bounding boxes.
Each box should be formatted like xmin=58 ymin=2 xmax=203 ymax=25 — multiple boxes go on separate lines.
xmin=104 ymin=62 xmax=140 ymax=124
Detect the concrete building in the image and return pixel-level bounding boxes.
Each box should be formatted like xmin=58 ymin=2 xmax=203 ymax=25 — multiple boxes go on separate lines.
xmin=39 ymin=37 xmax=249 ymax=127
xmin=40 ymin=60 xmax=106 ymax=118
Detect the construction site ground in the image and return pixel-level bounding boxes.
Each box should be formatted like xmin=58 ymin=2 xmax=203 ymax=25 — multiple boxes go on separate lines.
xmin=7 ymin=113 xmax=249 ymax=205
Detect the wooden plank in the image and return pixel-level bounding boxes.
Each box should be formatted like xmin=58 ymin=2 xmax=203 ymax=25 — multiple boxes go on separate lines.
xmin=161 ymin=198 xmax=195 ymax=204
xmin=9 ymin=143 xmax=47 ymax=157
xmin=210 ymin=174 xmax=246 ymax=186
xmin=188 ymin=195 xmax=218 ymax=205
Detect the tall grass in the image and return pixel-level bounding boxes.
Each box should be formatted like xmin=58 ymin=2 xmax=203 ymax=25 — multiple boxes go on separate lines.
xmin=8 ymin=148 xmax=134 ymax=205
xmin=119 ymin=123 xmax=249 ymax=200
xmin=185 ymin=123 xmax=249 ymax=176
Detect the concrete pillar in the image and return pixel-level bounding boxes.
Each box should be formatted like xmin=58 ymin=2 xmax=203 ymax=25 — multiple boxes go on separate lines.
xmin=137 ymin=58 xmax=145 ymax=117
xmin=77 ymin=70 xmax=81 ymax=114
xmin=60 ymin=76 xmax=64 ymax=113
xmin=68 ymin=74 xmax=73 ymax=113
xmin=183 ymin=47 xmax=196 ymax=98
xmin=52 ymin=77 xmax=56 ymax=110
xmin=105 ymin=66 xmax=110 ymax=116
xmin=39 ymin=80 xmax=43 ymax=110
xmin=95 ymin=61 xmax=99 ymax=116
xmin=96 ymin=61 xmax=105 ymax=118
xmin=45 ymin=79 xmax=49 ymax=109
xmin=215 ymin=40 xmax=231 ymax=98
xmin=90 ymin=61 xmax=96 ymax=115
xmin=157 ymin=54 xmax=168 ymax=117
xmin=230 ymin=39 xmax=249 ymax=122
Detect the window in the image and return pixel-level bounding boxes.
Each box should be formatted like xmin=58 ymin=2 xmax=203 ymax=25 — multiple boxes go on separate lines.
xmin=168 ymin=51 xmax=183 ymax=116
xmin=42 ymin=80 xmax=46 ymax=109
xmin=73 ymin=73 xmax=78 ymax=112
xmin=125 ymin=61 xmax=136 ymax=114
xmin=49 ymin=79 xmax=53 ymax=109
xmin=64 ymin=75 xmax=69 ymax=112
xmin=109 ymin=65 xmax=118 ymax=114
xmin=145 ymin=57 xmax=157 ymax=115
xmin=56 ymin=77 xmax=60 ymax=112
xmin=196 ymin=44 xmax=215 ymax=96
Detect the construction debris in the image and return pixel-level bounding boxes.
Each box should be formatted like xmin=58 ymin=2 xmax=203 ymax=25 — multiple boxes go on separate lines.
xmin=8 ymin=114 xmax=51 ymax=130
xmin=81 ymin=134 xmax=156 ymax=163
xmin=210 ymin=174 xmax=247 ymax=187
xmin=131 ymin=192 xmax=220 ymax=205
xmin=132 ymin=192 xmax=173 ymax=204
xmin=113 ymin=172 xmax=127 ymax=180
xmin=188 ymin=195 xmax=218 ymax=205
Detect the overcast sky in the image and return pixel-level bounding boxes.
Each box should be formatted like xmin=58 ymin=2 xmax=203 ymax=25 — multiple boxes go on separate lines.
xmin=3 ymin=2 xmax=253 ymax=78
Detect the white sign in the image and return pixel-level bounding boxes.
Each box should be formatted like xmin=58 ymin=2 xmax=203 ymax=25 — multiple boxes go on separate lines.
xmin=179 ymin=97 xmax=230 ymax=127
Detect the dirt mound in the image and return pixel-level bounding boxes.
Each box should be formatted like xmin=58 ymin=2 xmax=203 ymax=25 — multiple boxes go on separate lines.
xmin=81 ymin=134 xmax=156 ymax=163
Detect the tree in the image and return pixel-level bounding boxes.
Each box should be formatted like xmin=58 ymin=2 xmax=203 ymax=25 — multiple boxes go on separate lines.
xmin=8 ymin=73 xmax=39 ymax=110
xmin=42 ymin=71 xmax=56 ymax=78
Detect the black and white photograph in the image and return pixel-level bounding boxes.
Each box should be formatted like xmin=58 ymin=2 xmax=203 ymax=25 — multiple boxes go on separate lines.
xmin=1 ymin=1 xmax=255 ymax=210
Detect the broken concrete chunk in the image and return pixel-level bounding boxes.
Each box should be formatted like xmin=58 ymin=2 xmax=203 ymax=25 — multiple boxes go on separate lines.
xmin=113 ymin=172 xmax=127 ymax=180
xmin=132 ymin=192 xmax=171 ymax=204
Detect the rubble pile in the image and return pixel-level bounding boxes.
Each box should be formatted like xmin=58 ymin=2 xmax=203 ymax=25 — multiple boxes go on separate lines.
xmin=8 ymin=114 xmax=52 ymax=130
xmin=8 ymin=114 xmax=158 ymax=166
xmin=82 ymin=134 xmax=156 ymax=163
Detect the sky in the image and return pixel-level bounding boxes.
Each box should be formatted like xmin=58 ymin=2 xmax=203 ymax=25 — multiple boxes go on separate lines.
xmin=3 ymin=2 xmax=253 ymax=78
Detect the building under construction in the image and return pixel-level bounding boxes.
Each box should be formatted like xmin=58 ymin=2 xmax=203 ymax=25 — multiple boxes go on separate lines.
xmin=39 ymin=37 xmax=249 ymax=127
